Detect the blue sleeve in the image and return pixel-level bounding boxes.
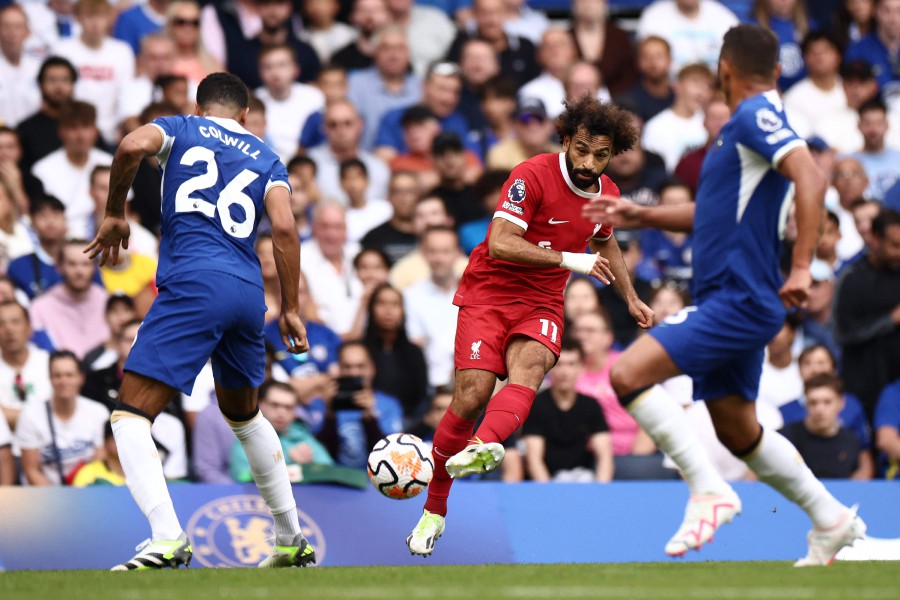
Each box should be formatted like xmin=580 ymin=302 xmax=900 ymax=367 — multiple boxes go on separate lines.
xmin=874 ymin=382 xmax=900 ymax=430
xmin=373 ymin=110 xmax=404 ymax=151
xmin=266 ymin=158 xmax=291 ymax=195
xmin=376 ymin=394 xmax=404 ymax=434
xmin=734 ymin=97 xmax=806 ymax=167
xmin=844 ymin=38 xmax=866 ymax=62
xmin=300 ymin=112 xmax=325 ymax=148
xmin=112 ymin=13 xmax=138 ymax=55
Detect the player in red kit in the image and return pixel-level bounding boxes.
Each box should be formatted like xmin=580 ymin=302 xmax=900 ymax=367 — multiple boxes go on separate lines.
xmin=406 ymin=96 xmax=655 ymax=555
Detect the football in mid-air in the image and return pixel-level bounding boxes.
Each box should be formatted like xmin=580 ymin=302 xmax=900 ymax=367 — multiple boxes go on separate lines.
xmin=367 ymin=433 xmax=434 ymax=499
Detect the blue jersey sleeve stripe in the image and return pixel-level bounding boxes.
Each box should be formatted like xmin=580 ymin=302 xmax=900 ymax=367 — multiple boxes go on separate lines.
xmin=771 ymin=139 xmax=807 ymax=168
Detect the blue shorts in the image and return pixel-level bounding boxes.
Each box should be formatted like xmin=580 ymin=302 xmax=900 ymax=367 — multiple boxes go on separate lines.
xmin=649 ymin=293 xmax=784 ymax=402
xmin=125 ymin=271 xmax=267 ymax=394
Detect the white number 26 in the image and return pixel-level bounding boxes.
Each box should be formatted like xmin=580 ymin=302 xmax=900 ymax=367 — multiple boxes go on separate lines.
xmin=174 ymin=146 xmax=258 ymax=238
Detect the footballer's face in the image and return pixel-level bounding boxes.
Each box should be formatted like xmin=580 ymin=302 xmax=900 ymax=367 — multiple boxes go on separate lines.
xmin=563 ymin=127 xmax=613 ymax=191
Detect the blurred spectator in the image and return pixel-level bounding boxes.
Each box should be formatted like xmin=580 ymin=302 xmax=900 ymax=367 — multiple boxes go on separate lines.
xmin=467 ymin=74 xmax=516 ymax=163
xmin=114 ymin=0 xmax=168 ymax=56
xmin=31 ymin=101 xmax=113 ymax=239
xmin=385 ymin=0 xmax=455 ymax=78
xmin=331 ymin=0 xmax=390 ymax=72
xmin=816 ymin=210 xmax=844 ymax=272
xmin=88 ymin=165 xmax=158 ymax=260
xmin=54 ymin=0 xmax=135 ymax=145
xmin=605 ymin=114 xmax=668 ymax=207
xmin=348 ymin=24 xmax=421 ymax=151
xmin=167 ymin=0 xmax=223 ymax=87
xmin=404 ymin=226 xmax=461 ymax=389
xmin=750 ymin=0 xmax=813 ymax=91
xmin=614 ymin=36 xmax=675 ymax=124
xmin=846 ymin=0 xmax=900 ymax=108
xmin=363 ymin=283 xmax=428 ymax=418
xmin=228 ymin=0 xmax=320 ymax=90
xmin=573 ymin=309 xmax=654 ymax=456
xmin=256 ymin=44 xmax=325 ymax=163
xmin=813 ymin=59 xmax=881 ymax=153
xmin=638 ymin=181 xmax=694 ymax=284
xmin=300 ymin=0 xmax=357 ymax=64
xmin=245 ymin=93 xmax=270 ymax=142
xmin=636 ymin=0 xmax=739 ymax=75
xmin=82 ymin=293 xmax=135 ymax=372
xmin=230 ymin=381 xmax=334 ymax=482
xmin=834 ymin=208 xmax=900 ymax=418
xmin=29 ymin=240 xmax=109 ymax=359
xmin=0 ymin=301 xmax=51 ymax=429
xmin=361 ymin=170 xmax=419 ymax=265
xmin=445 ymin=0 xmax=540 ymax=87
xmin=852 ymin=97 xmax=900 ymax=200
xmin=13 ymin=55 xmax=77 ymax=172
xmin=456 ymin=37 xmax=501 ymax=133
xmin=457 ymin=168 xmax=508 ymax=254
xmin=674 ymin=96 xmax=730 ymax=196
xmin=642 ymin=63 xmax=713 ymax=173
xmin=487 ymin=97 xmax=559 ymax=171
xmin=874 ymin=377 xmax=900 ymax=478
xmin=800 ymin=259 xmax=842 ymax=360
xmin=301 ymin=202 xmax=364 ymax=337
xmin=200 ymin=0 xmax=260 ymax=69
xmin=389 ymin=194 xmax=467 ymax=289
xmin=119 ymin=33 xmax=178 ymax=125
xmin=307 ymin=98 xmax=391 ymax=204
xmin=780 ymin=373 xmax=874 ymax=479
xmin=562 ymin=60 xmax=610 ymax=106
xmin=15 ymin=350 xmax=108 ymax=486
xmin=783 ymin=31 xmax=846 ymax=139
xmin=344 ymin=246 xmax=392 ymax=340
xmin=299 ymin=64 xmax=348 ymax=151
xmin=850 ymin=198 xmax=883 ymax=265
xmin=374 ymin=60 xmax=469 ymax=164
xmin=518 ymin=27 xmax=578 ymax=120
xmin=6 ymin=196 xmax=71 ymax=300
xmin=758 ymin=317 xmax=804 ymax=411
xmin=128 ymin=101 xmax=178 ymax=236
xmin=523 ymin=338 xmax=613 ymax=482
xmin=0 ymin=409 xmax=12 ymax=485
xmin=0 ymin=176 xmax=33 ymax=267
xmin=408 ymin=386 xmax=452 ymax=443
xmin=569 ymin=0 xmax=636 ymax=98
xmin=598 ymin=230 xmax=654 ymax=348
xmin=155 ymin=73 xmax=190 ymax=115
xmin=314 ymin=340 xmax=403 ymax=468
xmin=341 ymin=158 xmax=393 ymax=243
xmin=836 ymin=0 xmax=877 ymax=47
xmin=832 ymin=157 xmax=870 ymax=262
xmin=564 ymin=277 xmax=601 ymax=326
xmin=71 ymin=421 xmax=124 ymax=486
xmin=500 ymin=0 xmax=549 ymax=45
xmin=388 ymin=106 xmax=444 ymax=189
xmin=809 ymin=136 xmax=840 ymax=207
xmin=0 ymin=5 xmax=42 ymax=128
xmin=430 ymin=132 xmax=484 ymax=225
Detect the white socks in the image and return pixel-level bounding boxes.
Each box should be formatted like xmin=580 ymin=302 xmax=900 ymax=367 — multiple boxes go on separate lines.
xmin=628 ymin=386 xmax=732 ymax=496
xmin=111 ymin=412 xmax=182 ymax=541
xmin=741 ymin=429 xmax=847 ymax=529
xmin=228 ymin=412 xmax=302 ymax=544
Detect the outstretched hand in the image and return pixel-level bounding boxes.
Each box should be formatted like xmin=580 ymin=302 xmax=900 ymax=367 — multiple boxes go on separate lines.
xmin=779 ymin=268 xmax=812 ymax=309
xmin=582 ymin=195 xmax=645 ymax=228
xmin=280 ymin=310 xmax=310 ymax=354
xmin=84 ymin=216 xmax=130 ymax=267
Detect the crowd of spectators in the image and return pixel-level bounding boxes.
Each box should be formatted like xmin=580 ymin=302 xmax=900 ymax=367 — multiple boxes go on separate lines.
xmin=0 ymin=0 xmax=899 ymax=488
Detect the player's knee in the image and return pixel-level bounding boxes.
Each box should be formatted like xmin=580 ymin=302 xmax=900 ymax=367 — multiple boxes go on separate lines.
xmin=715 ymin=421 xmax=763 ymax=456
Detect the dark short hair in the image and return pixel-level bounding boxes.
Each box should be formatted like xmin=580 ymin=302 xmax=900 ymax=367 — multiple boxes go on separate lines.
xmin=473 ymin=169 xmax=510 ymax=202
xmin=49 ymin=350 xmax=84 ymax=374
xmin=872 ymin=208 xmax=900 ymax=238
xmin=800 ymin=30 xmax=843 ymax=56
xmin=804 ymin=372 xmax=844 ymax=396
xmin=248 ymin=95 xmax=266 ymax=114
xmin=825 ymin=210 xmax=840 ymax=228
xmin=258 ymin=43 xmax=297 ymax=65
xmin=400 ymin=105 xmax=438 ymax=128
xmin=154 ymin=74 xmax=188 ymax=91
xmin=258 ymin=379 xmax=297 ymax=403
xmin=657 ymin=179 xmax=693 ymax=200
xmin=337 ymin=339 xmax=374 ymax=364
xmin=798 ymin=343 xmax=835 ymax=371
xmin=339 ymin=158 xmax=368 ymax=179
xmin=58 ymin=100 xmax=97 ymax=128
xmin=720 ymin=24 xmax=780 ymax=78
xmin=38 ymin=56 xmax=77 ymax=85
xmin=555 ymin=96 xmax=638 ymax=156
xmin=858 ymin=96 xmax=887 ymax=118
xmin=421 ymin=224 xmax=458 ymax=243
xmin=139 ymin=100 xmax=178 ymax=124
xmin=105 ymin=293 xmax=135 ymax=314
xmin=0 ymin=299 xmax=30 ymax=322
xmin=89 ymin=164 xmax=111 ymax=185
xmin=352 ymin=247 xmax=390 ymax=270
xmin=432 ymin=131 xmax=463 ymax=156
xmin=30 ymin=195 xmax=66 ymax=215
xmin=559 ymin=334 xmax=583 ymax=358
xmin=480 ymin=75 xmax=518 ymax=101
xmin=196 ymin=72 xmax=249 ymax=111
xmin=287 ymin=154 xmax=317 ymax=175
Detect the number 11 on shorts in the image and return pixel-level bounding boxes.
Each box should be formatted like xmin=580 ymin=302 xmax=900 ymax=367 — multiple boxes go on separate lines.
xmin=539 ymin=318 xmax=558 ymax=343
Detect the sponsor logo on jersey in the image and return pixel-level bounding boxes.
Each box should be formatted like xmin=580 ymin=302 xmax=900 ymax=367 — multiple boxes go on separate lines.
xmin=470 ymin=340 xmax=482 ymax=360
xmin=501 ymin=201 xmax=524 ymax=215
xmin=186 ymin=495 xmax=326 ymax=567
xmin=508 ymin=178 xmax=526 ymax=203
xmin=548 ymin=217 xmax=569 ymax=225
xmin=755 ymin=108 xmax=783 ymax=133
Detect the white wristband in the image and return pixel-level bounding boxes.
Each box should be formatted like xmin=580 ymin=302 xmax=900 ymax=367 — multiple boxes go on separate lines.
xmin=559 ymin=251 xmax=595 ymax=275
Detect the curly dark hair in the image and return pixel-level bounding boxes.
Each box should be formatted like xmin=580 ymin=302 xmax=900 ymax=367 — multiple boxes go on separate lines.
xmin=555 ymin=96 xmax=639 ymax=156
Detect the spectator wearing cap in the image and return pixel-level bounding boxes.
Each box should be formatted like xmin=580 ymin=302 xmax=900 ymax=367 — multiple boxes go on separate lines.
xmin=784 ymin=31 xmax=847 ymax=139
xmin=487 ymin=97 xmax=560 ymax=171
xmin=846 ymin=0 xmax=900 ymax=107
xmin=613 ymin=35 xmax=675 ymax=124
xmin=813 ymin=59 xmax=886 ymax=153
xmin=674 ymin=95 xmax=730 ymax=196
xmin=384 ymin=0 xmax=456 ymax=78
xmin=373 ymin=60 xmax=470 ymax=164
xmin=517 ymin=27 xmax=578 ymax=120
xmin=0 ymin=300 xmax=51 ymax=430
xmin=430 ymin=131 xmax=485 ymax=226
xmin=852 ymin=97 xmax=900 ymax=201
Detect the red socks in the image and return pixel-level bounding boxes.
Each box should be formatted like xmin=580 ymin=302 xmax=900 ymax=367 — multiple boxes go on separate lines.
xmin=474 ymin=384 xmax=536 ymax=444
xmin=423 ymin=408 xmax=475 ymax=517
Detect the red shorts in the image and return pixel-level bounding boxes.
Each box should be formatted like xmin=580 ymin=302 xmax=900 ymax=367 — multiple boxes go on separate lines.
xmin=454 ymin=302 xmax=564 ymax=377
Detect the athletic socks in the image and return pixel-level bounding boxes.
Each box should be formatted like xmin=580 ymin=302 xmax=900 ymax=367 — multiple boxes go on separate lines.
xmin=627 ymin=386 xmax=732 ymax=496
xmin=111 ymin=411 xmax=183 ymax=541
xmin=741 ymin=428 xmax=848 ymax=529
xmin=227 ymin=412 xmax=302 ymax=544
xmin=473 ymin=384 xmax=536 ymax=445
xmin=423 ymin=409 xmax=476 ymax=517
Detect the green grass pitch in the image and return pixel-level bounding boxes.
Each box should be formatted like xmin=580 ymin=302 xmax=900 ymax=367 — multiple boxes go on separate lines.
xmin=3 ymin=562 xmax=899 ymax=600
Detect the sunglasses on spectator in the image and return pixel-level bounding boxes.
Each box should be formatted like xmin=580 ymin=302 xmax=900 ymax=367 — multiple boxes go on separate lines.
xmin=326 ymin=119 xmax=355 ymax=128
xmin=172 ymin=17 xmax=200 ymax=27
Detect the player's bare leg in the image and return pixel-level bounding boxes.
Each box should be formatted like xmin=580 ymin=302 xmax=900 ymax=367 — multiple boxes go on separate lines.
xmin=611 ymin=335 xmax=741 ymax=556
xmin=707 ymin=395 xmax=866 ymax=566
xmin=111 ymin=372 xmax=192 ymax=571
xmin=409 ymin=369 xmax=495 ymax=556
xmin=216 ymin=383 xmax=315 ymax=568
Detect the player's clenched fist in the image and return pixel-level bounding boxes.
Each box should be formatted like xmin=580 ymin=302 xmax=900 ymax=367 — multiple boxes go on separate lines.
xmin=280 ymin=311 xmax=310 ymax=354
xmin=628 ymin=299 xmax=655 ymax=329
xmin=779 ymin=267 xmax=812 ymax=309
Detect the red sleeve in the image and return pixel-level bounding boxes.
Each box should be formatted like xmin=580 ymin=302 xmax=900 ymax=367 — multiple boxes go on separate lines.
xmin=493 ymin=163 xmax=544 ymax=231
xmin=591 ymin=176 xmax=619 ymax=240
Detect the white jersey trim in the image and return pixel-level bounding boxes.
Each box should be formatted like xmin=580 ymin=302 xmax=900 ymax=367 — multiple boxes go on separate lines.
xmin=493 ymin=211 xmax=528 ymax=231
xmin=771 ymin=139 xmax=807 ymax=168
xmin=265 ymin=179 xmax=291 ymax=197
xmin=205 ymin=115 xmax=255 ymax=137
xmin=149 ymin=123 xmax=173 ymax=167
xmin=558 ymin=153 xmax=604 ymax=199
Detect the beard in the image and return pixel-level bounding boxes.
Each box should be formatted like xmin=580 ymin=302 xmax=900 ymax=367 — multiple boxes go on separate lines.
xmin=565 ymin=150 xmax=601 ymax=190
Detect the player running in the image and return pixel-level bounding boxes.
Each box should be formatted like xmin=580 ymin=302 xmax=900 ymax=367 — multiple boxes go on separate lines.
xmin=86 ymin=73 xmax=315 ymax=570
xmin=583 ymin=25 xmax=866 ymax=566
xmin=407 ymin=95 xmax=655 ymax=556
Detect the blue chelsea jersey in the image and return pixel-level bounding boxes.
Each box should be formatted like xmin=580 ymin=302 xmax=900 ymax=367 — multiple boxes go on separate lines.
xmin=692 ymin=91 xmax=806 ymax=313
xmin=151 ymin=115 xmax=290 ymax=288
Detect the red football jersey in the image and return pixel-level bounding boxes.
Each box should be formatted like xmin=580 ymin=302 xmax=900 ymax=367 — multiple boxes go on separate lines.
xmin=454 ymin=152 xmax=617 ymax=310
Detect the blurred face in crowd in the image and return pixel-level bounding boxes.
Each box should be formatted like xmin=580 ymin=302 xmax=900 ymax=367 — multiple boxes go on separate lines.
xmin=550 ymin=349 xmax=582 ymax=393
xmin=374 ymin=29 xmax=410 ymax=79
xmin=59 ymin=243 xmax=96 ymax=294
xmin=245 ymin=107 xmax=266 ymax=139
xmin=105 ymin=300 xmax=135 ymax=338
xmin=538 ymin=28 xmax=577 ymax=79
xmin=804 ymin=385 xmax=844 ymax=436
xmin=460 ymin=39 xmax=499 ymax=87
xmin=370 ymin=285 xmax=404 ymax=332
xmin=572 ymin=0 xmax=607 ymax=22
xmin=434 ymin=148 xmax=465 ymax=183
xmin=703 ymin=100 xmax=730 ymax=140
xmin=260 ymin=385 xmax=298 ymax=435
xmin=421 ymin=229 xmax=459 ymax=281
xmin=351 ymin=0 xmax=390 ymax=37
xmin=385 ymin=0 xmax=413 ymax=15
xmin=0 ymin=302 xmax=30 ymax=355
xmin=304 ymin=0 xmax=340 ymax=28
xmin=338 ymin=343 xmax=374 ymax=387
xmin=77 ymin=5 xmax=113 ymax=46
xmin=256 ymin=236 xmax=277 ymax=280
xmin=324 ymin=101 xmax=362 ymax=152
xmin=116 ymin=321 xmax=140 ymax=364
xmin=676 ymin=0 xmax=700 ymax=12
xmin=843 ymin=76 xmax=878 ymax=110
xmin=287 ymin=174 xmax=309 ymax=220
xmin=388 ymin=172 xmax=419 ymax=218
xmin=563 ymin=126 xmax=612 ymax=191
xmin=340 ymin=164 xmax=368 ymax=205
xmin=424 ymin=392 xmax=452 ymax=429
xmin=480 ymin=88 xmax=516 ymax=128
xmin=413 ymin=196 xmax=451 ymax=234
xmin=847 ymin=0 xmax=875 ymax=26
xmin=637 ymin=38 xmax=671 ymax=82
xmin=89 ymin=168 xmax=110 ymax=214
xmin=317 ymin=68 xmax=348 ymax=103
xmin=260 ymin=47 xmax=298 ymax=95
xmin=403 ymin=118 xmax=440 ymax=156
xmin=799 ymin=346 xmax=835 ymax=381
xmin=573 ymin=311 xmax=612 ymax=358
xmin=872 ymin=222 xmax=900 ymax=271
xmin=807 ymin=277 xmax=834 ymax=317
xmin=853 ymin=201 xmax=880 ymax=246
xmin=804 ymin=38 xmax=841 ymax=79
xmin=564 ymin=278 xmax=600 ymax=322
xmin=659 ymin=184 xmax=692 ymax=207
xmin=312 ymin=204 xmax=348 ymax=260
xmin=59 ymin=121 xmax=99 ymax=161
xmin=858 ymin=107 xmax=888 ymax=151
xmin=816 ymin=216 xmax=841 ymax=259
xmin=832 ymin=158 xmax=869 ymax=205
xmin=354 ymin=249 xmax=389 ymax=288
xmin=0 ymin=6 xmax=29 ymax=58
xmin=40 ymin=64 xmax=75 ymax=108
xmin=31 ymin=207 xmax=67 ymax=245
xmin=473 ymin=0 xmax=506 ymax=43
xmin=565 ymin=62 xmax=602 ymax=103
xmin=257 ymin=0 xmax=293 ymax=30
xmin=168 ymin=2 xmax=202 ymax=50
xmin=0 ymin=279 xmax=15 ymax=302
xmin=649 ymin=286 xmax=686 ymax=324
xmin=0 ymin=130 xmax=19 ymax=164
xmin=424 ymin=71 xmax=462 ymax=118
xmin=140 ymin=36 xmax=176 ymax=80
xmin=877 ymin=0 xmax=900 ymax=39
xmin=677 ymin=73 xmax=713 ymax=114
xmin=49 ymin=355 xmax=84 ymax=403
xmin=516 ymin=110 xmax=554 ymax=155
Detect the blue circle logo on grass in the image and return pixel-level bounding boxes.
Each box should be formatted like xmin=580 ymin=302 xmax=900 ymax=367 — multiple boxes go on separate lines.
xmin=186 ymin=494 xmax=326 ymax=567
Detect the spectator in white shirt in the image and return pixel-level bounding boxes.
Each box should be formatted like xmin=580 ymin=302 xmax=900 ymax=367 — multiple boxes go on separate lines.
xmin=384 ymin=0 xmax=456 ymax=78
xmin=852 ymin=97 xmax=900 ymax=200
xmin=518 ymin=27 xmax=578 ymax=119
xmin=340 ymin=158 xmax=393 ymax=243
xmin=813 ymin=59 xmax=882 ymax=154
xmin=784 ymin=31 xmax=848 ymax=139
xmin=300 ymin=0 xmax=358 ymax=64
xmin=119 ymin=33 xmax=178 ymax=126
xmin=0 ymin=300 xmax=51 ymax=430
xmin=54 ymin=0 xmax=135 ymax=145
xmin=0 ymin=5 xmax=42 ymax=127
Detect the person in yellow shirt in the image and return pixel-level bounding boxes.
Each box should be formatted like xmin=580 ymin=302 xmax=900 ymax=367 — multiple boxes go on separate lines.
xmin=72 ymin=422 xmax=126 ymax=487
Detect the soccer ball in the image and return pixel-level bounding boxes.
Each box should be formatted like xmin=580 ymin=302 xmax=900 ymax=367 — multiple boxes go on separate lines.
xmin=367 ymin=433 xmax=434 ymax=499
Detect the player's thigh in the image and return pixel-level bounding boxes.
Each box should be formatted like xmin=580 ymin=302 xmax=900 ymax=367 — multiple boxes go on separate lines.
xmin=117 ymin=371 xmax=179 ymax=419
xmin=211 ymin=277 xmax=267 ymax=396
xmin=454 ymin=304 xmax=513 ymax=378
xmin=451 ymin=368 xmax=499 ymax=419
xmin=609 ymin=333 xmax=682 ymax=396
xmin=502 ymin=303 xmax=564 ymax=387
xmin=124 ymin=275 xmax=225 ymax=395
xmin=505 ymin=336 xmax=557 ymax=390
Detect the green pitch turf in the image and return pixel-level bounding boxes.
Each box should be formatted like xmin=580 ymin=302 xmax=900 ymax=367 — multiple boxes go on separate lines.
xmin=3 ymin=562 xmax=898 ymax=600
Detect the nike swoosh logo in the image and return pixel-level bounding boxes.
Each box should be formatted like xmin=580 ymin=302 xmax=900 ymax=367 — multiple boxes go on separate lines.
xmin=548 ymin=218 xmax=569 ymax=224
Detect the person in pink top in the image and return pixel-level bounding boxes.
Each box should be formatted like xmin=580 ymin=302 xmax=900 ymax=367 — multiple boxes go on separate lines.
xmin=573 ymin=307 xmax=655 ymax=455
xmin=29 ymin=240 xmax=110 ymax=359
